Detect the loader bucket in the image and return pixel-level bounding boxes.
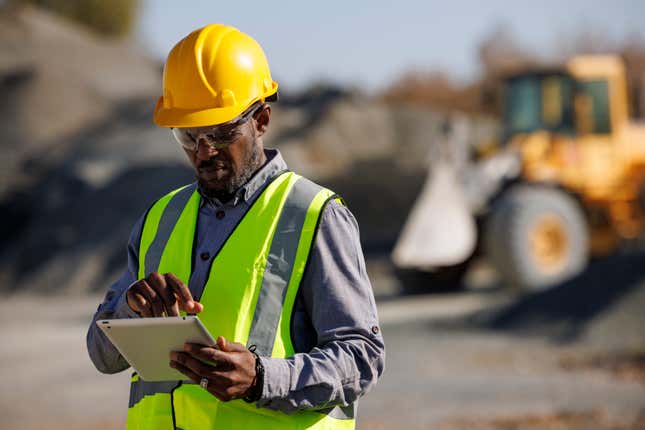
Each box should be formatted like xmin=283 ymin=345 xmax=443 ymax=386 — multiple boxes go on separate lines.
xmin=392 ymin=160 xmax=476 ymax=269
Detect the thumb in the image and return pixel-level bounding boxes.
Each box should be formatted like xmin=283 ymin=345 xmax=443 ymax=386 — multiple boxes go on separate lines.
xmin=217 ymin=336 xmax=231 ymax=351
xmin=217 ymin=336 xmax=246 ymax=352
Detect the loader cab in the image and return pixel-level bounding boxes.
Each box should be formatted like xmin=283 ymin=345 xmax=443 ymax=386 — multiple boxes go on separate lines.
xmin=567 ymin=55 xmax=628 ymax=135
xmin=501 ymin=56 xmax=627 ymax=142
xmin=502 ymin=71 xmax=576 ymax=142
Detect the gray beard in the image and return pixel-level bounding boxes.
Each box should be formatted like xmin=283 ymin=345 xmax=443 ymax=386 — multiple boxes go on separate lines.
xmin=198 ymin=138 xmax=264 ymax=199
xmin=225 ymin=141 xmax=263 ymax=193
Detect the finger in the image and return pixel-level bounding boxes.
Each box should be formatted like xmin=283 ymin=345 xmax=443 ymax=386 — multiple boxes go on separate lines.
xmin=169 ymin=360 xmax=200 ymax=383
xmin=200 ymin=377 xmax=232 ymax=402
xmin=127 ymin=288 xmax=152 ymax=317
xmin=171 ymin=352 xmax=214 ymax=377
xmin=136 ymin=297 xmax=153 ymax=317
xmin=217 ymin=336 xmax=228 ymax=351
xmin=205 ymin=372 xmax=250 ymax=402
xmin=183 ymin=343 xmax=229 ymax=368
xmin=170 ymin=360 xmax=230 ymax=401
xmin=165 ymin=273 xmax=201 ymax=312
xmin=185 ymin=344 xmax=236 ymax=368
xmin=139 ymin=279 xmax=165 ymax=317
xmin=175 ymin=354 xmax=235 ymax=389
xmin=207 ymin=369 xmax=236 ymax=386
xmin=166 ymin=300 xmax=180 ymax=317
xmin=217 ymin=336 xmax=246 ymax=352
xmin=208 ymin=384 xmax=235 ymax=402
xmin=198 ymin=370 xmax=237 ymax=399
xmin=147 ymin=272 xmax=178 ymax=316
xmin=170 ymin=352 xmax=237 ymax=398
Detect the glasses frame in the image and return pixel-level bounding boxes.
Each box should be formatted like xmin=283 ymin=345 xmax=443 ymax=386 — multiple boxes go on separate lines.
xmin=172 ymin=102 xmax=264 ymax=152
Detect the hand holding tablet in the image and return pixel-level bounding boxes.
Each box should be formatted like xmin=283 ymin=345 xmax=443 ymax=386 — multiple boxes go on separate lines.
xmin=97 ymin=316 xmax=216 ymax=381
xmin=169 ymin=336 xmax=259 ymax=402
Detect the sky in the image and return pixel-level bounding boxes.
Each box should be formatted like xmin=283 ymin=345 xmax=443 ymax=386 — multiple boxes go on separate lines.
xmin=137 ymin=0 xmax=645 ymax=93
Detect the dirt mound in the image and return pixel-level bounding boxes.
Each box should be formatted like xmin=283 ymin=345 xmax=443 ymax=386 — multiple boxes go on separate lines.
xmin=0 ymin=5 xmax=161 ymax=197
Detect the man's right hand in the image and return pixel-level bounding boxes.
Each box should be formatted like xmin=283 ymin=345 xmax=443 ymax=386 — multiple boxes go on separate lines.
xmin=126 ymin=272 xmax=204 ymax=317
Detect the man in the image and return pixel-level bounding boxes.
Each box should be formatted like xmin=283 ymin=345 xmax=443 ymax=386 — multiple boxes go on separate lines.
xmin=87 ymin=24 xmax=384 ymax=430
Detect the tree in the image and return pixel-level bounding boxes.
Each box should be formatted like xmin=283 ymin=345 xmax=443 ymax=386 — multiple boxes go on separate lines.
xmin=11 ymin=0 xmax=139 ymax=37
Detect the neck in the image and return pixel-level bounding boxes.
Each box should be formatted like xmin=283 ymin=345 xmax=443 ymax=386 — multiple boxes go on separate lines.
xmin=210 ymin=189 xmax=234 ymax=204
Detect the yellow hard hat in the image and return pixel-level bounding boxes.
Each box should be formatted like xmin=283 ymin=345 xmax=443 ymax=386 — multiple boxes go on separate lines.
xmin=153 ymin=24 xmax=278 ymax=128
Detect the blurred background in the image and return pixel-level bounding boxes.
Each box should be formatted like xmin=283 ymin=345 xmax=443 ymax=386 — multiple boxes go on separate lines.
xmin=1 ymin=0 xmax=645 ymax=429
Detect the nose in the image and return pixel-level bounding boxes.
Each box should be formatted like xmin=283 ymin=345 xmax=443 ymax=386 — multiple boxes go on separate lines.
xmin=195 ymin=138 xmax=219 ymax=160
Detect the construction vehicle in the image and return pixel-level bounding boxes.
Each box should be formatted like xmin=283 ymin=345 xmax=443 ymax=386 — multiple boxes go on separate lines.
xmin=393 ymin=55 xmax=645 ymax=291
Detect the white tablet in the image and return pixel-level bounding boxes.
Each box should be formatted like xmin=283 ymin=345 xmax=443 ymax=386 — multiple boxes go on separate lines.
xmin=96 ymin=316 xmax=217 ymax=382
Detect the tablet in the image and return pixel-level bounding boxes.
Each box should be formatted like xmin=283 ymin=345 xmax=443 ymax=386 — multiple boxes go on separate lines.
xmin=97 ymin=316 xmax=217 ymax=382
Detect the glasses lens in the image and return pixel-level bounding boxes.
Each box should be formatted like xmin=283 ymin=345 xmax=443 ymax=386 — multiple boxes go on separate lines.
xmin=171 ymin=127 xmax=239 ymax=151
xmin=171 ymin=103 xmax=263 ymax=151
xmin=171 ymin=128 xmax=197 ymax=150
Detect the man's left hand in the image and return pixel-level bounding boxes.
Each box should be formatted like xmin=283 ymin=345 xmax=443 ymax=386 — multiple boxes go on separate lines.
xmin=169 ymin=336 xmax=257 ymax=402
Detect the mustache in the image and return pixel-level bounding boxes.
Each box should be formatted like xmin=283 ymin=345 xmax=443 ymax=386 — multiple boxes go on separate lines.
xmin=198 ymin=157 xmax=229 ymax=169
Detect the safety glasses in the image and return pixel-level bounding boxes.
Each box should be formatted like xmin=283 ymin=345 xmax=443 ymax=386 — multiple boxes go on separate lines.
xmin=171 ymin=103 xmax=263 ymax=151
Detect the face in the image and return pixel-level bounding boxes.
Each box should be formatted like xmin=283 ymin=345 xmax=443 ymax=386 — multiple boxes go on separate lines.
xmin=180 ymin=105 xmax=271 ymax=197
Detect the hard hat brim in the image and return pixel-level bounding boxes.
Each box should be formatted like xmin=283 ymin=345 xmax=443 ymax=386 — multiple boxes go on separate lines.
xmin=153 ymin=85 xmax=278 ymax=128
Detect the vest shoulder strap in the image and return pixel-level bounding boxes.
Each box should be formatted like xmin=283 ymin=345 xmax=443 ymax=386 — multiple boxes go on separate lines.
xmin=247 ymin=175 xmax=336 ymax=356
xmin=140 ymin=183 xmax=198 ymax=278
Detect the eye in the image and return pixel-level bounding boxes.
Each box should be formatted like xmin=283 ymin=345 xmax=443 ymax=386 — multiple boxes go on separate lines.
xmin=204 ymin=133 xmax=220 ymax=141
xmin=207 ymin=128 xmax=240 ymax=142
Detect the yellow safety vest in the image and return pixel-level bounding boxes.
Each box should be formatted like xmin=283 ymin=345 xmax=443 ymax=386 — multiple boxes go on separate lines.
xmin=126 ymin=171 xmax=356 ymax=430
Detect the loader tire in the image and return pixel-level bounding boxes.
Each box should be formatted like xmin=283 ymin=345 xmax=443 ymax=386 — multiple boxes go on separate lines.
xmin=484 ymin=185 xmax=588 ymax=291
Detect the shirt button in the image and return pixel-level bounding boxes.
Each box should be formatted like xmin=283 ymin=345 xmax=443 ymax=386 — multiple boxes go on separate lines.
xmin=371 ymin=325 xmax=380 ymax=335
xmin=216 ymin=210 xmax=225 ymax=220
xmin=200 ymin=252 xmax=210 ymax=261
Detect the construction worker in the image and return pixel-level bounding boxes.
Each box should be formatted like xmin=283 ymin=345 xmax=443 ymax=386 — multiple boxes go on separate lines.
xmin=86 ymin=24 xmax=384 ymax=429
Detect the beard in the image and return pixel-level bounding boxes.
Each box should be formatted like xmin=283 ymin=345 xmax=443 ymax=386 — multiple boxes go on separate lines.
xmin=196 ymin=136 xmax=264 ymax=199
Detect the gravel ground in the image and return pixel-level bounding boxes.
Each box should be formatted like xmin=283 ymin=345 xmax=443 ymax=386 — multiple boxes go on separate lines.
xmin=362 ymin=321 xmax=645 ymax=430
xmin=1 ymin=253 xmax=644 ymax=430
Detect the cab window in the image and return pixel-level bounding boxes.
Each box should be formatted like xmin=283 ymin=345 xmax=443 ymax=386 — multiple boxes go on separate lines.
xmin=576 ymin=80 xmax=611 ymax=134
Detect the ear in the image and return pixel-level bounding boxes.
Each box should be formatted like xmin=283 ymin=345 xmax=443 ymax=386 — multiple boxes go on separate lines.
xmin=254 ymin=104 xmax=271 ymax=137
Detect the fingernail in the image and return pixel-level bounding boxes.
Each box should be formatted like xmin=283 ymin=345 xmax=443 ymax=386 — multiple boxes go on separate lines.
xmin=187 ymin=300 xmax=194 ymax=308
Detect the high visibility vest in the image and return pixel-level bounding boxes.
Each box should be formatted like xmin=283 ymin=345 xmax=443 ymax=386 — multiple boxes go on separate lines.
xmin=126 ymin=171 xmax=356 ymax=430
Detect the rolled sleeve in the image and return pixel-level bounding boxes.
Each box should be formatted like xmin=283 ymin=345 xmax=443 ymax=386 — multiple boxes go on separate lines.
xmin=257 ymin=200 xmax=385 ymax=413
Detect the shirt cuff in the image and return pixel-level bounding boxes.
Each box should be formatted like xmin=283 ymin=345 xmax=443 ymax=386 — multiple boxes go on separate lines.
xmin=113 ymin=284 xmax=141 ymax=319
xmin=258 ymin=357 xmax=291 ymax=402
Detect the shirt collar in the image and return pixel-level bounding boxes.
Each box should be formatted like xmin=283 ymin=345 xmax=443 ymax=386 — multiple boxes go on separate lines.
xmin=197 ymin=148 xmax=288 ymax=208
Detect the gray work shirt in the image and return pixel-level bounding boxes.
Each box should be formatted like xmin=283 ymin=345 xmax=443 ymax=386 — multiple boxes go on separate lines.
xmin=86 ymin=148 xmax=385 ymax=413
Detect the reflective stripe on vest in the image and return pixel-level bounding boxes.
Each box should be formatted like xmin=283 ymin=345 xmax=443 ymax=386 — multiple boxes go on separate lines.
xmin=127 ymin=172 xmax=355 ymax=430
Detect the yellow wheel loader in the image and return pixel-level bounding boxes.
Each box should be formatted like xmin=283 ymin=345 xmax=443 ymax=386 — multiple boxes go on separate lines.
xmin=393 ymin=55 xmax=645 ymax=291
